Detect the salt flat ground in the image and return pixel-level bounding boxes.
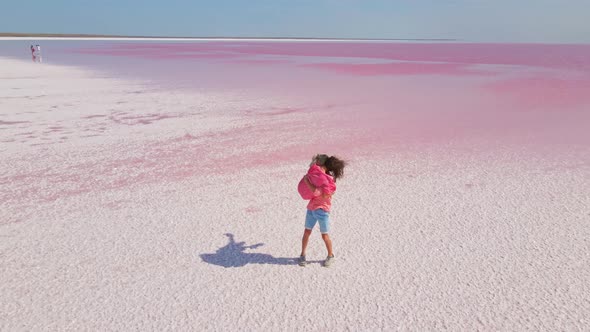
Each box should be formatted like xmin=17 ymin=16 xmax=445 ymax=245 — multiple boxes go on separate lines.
xmin=1 ymin=58 xmax=589 ymax=331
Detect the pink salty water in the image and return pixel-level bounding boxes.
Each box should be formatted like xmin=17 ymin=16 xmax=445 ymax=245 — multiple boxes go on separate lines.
xmin=3 ymin=41 xmax=590 ymax=208
xmin=74 ymin=41 xmax=590 ymax=153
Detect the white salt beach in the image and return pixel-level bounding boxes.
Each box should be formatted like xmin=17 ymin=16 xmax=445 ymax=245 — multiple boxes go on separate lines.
xmin=1 ymin=56 xmax=590 ymax=330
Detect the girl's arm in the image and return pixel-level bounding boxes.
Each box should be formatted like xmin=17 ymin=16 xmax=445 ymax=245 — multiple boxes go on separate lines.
xmin=304 ymin=176 xmax=332 ymax=198
xmin=303 ymin=175 xmax=316 ymax=191
xmin=304 ymin=176 xmax=322 ymax=197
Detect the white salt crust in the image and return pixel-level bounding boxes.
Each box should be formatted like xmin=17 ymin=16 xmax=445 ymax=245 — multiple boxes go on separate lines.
xmin=1 ymin=58 xmax=589 ymax=331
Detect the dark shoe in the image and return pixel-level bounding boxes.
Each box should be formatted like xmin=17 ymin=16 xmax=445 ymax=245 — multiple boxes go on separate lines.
xmin=298 ymin=255 xmax=307 ymax=267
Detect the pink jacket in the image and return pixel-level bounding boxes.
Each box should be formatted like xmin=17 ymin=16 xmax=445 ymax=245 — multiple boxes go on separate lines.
xmin=298 ymin=164 xmax=336 ymax=212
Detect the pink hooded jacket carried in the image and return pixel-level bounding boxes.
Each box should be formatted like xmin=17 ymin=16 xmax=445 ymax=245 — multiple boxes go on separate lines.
xmin=297 ymin=164 xmax=336 ymax=212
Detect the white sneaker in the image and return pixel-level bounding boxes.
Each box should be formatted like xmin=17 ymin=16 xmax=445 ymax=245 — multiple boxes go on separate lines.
xmin=323 ymin=255 xmax=335 ymax=267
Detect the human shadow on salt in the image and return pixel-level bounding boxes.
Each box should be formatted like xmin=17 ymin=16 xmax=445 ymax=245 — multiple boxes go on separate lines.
xmin=200 ymin=233 xmax=297 ymax=268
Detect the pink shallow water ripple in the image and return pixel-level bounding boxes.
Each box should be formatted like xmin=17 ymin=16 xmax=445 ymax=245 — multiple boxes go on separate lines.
xmin=301 ymin=62 xmax=487 ymax=76
xmin=80 ymin=41 xmax=590 ymax=71
xmin=485 ymin=76 xmax=590 ymax=109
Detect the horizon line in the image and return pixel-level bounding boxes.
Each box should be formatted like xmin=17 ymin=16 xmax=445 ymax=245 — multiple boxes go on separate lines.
xmin=2 ymin=33 xmax=587 ymax=45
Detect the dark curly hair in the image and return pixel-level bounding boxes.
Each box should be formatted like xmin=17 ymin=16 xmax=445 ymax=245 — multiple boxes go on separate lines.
xmin=324 ymin=156 xmax=346 ymax=181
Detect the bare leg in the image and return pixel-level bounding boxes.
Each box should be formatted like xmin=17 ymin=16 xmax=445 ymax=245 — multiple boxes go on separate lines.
xmin=300 ymin=229 xmax=312 ymax=256
xmin=321 ymin=233 xmax=333 ymax=257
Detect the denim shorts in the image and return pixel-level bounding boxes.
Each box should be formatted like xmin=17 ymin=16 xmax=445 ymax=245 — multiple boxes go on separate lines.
xmin=305 ymin=209 xmax=330 ymax=234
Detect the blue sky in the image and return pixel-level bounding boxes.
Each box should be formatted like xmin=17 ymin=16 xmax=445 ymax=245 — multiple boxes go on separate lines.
xmin=2 ymin=0 xmax=589 ymax=43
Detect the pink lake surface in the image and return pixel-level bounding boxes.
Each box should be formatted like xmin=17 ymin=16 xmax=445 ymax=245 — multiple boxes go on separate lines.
xmin=70 ymin=41 xmax=590 ymax=157
xmin=2 ymin=41 xmax=590 ymax=204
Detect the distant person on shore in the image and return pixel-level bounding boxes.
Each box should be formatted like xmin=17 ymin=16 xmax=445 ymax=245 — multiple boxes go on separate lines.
xmin=35 ymin=44 xmax=42 ymax=63
xmin=297 ymin=154 xmax=346 ymax=267
xmin=30 ymin=44 xmax=36 ymax=62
